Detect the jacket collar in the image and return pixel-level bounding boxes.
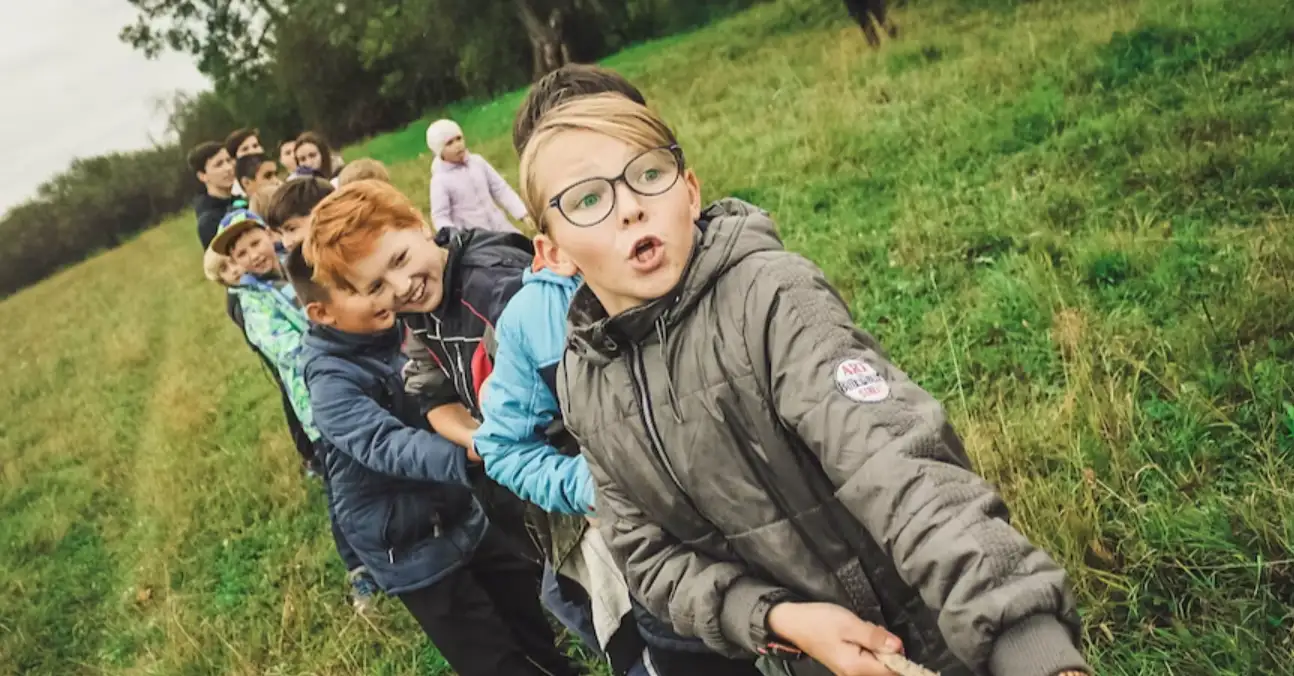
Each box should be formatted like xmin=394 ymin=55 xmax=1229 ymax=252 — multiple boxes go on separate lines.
xmin=566 ymin=199 xmax=783 ymax=365
xmin=305 ymin=321 xmax=404 ymax=358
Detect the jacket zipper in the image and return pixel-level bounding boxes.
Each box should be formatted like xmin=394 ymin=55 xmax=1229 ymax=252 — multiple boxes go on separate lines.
xmin=454 ymin=345 xmax=477 ymax=415
xmin=380 ymin=502 xmax=396 ymax=564
xmin=627 ymin=344 xmax=689 ymax=497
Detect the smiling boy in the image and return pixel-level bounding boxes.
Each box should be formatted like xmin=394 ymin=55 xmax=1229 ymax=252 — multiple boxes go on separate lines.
xmin=305 ymin=180 xmax=540 ymax=552
xmin=307 ymin=180 xmax=533 ymax=458
xmin=297 ymin=191 xmax=578 ymax=676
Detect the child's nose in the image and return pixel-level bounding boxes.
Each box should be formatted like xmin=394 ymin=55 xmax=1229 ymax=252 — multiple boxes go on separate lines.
xmin=615 ymin=183 xmax=646 ymax=226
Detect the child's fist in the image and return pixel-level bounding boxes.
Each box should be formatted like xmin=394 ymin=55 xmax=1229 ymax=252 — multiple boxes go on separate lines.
xmin=766 ymin=602 xmax=902 ymax=676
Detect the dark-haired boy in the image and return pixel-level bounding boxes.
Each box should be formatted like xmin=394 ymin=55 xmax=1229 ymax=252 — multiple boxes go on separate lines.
xmin=263 ymin=177 xmax=335 ymax=251
xmin=289 ymin=245 xmax=579 ymax=676
xmin=188 ymin=141 xmax=237 ymax=248
xmin=511 ymin=63 xmax=647 ymax=155
xmin=236 ymin=153 xmax=282 ymax=201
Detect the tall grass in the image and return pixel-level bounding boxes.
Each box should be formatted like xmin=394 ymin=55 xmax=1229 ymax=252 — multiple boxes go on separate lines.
xmin=2 ymin=0 xmax=1292 ymax=673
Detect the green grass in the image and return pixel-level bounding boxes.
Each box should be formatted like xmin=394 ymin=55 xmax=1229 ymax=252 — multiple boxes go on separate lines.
xmin=4 ymin=0 xmax=1294 ymax=673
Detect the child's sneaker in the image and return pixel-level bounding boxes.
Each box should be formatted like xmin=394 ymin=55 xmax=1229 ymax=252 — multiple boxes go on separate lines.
xmin=347 ymin=566 xmax=379 ymax=614
xmin=303 ymin=455 xmax=324 ymax=480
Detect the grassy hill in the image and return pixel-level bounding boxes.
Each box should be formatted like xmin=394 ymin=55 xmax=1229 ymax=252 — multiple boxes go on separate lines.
xmin=3 ymin=0 xmax=1293 ymax=673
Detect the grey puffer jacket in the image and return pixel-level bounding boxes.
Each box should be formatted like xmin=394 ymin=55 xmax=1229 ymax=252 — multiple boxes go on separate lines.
xmin=557 ymin=199 xmax=1087 ymax=676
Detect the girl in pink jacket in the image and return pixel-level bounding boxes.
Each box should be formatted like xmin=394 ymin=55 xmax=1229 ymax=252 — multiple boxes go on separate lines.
xmin=426 ymin=119 xmax=533 ymax=233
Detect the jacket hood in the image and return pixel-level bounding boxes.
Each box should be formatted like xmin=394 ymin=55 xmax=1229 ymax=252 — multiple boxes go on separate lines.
xmin=303 ymin=321 xmax=404 ymax=359
xmin=567 ymin=199 xmax=783 ymax=364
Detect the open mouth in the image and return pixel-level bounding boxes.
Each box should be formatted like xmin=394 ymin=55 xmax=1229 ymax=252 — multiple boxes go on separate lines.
xmin=402 ymin=277 xmax=428 ymax=307
xmin=627 ymin=235 xmax=665 ymax=272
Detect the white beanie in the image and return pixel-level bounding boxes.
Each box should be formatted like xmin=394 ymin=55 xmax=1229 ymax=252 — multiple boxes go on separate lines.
xmin=426 ymin=119 xmax=463 ymax=158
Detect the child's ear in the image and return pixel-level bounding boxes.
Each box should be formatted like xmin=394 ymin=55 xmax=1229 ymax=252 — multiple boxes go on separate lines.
xmin=683 ymin=169 xmax=702 ymax=222
xmin=305 ymin=301 xmax=331 ymax=326
xmin=534 ymin=233 xmax=580 ymax=277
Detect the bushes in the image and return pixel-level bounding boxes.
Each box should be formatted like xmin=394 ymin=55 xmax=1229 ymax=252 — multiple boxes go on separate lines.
xmin=0 ymin=146 xmax=193 ymax=297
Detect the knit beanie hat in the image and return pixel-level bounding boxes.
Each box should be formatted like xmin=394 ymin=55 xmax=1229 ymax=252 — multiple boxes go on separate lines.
xmin=426 ymin=119 xmax=463 ymax=158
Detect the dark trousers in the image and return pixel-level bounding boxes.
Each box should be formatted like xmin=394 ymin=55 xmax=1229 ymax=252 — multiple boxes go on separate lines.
xmin=842 ymin=0 xmax=896 ymax=45
xmin=646 ymin=645 xmax=763 ymax=676
xmin=399 ymin=527 xmax=581 ymax=676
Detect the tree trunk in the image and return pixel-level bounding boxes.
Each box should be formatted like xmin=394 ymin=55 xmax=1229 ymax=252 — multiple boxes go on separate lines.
xmin=515 ymin=0 xmax=571 ymax=80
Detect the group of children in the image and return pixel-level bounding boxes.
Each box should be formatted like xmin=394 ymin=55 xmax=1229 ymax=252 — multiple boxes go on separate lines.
xmin=186 ymin=64 xmax=1093 ymax=676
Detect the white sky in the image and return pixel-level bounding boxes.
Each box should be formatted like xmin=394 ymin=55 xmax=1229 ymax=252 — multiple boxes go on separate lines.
xmin=0 ymin=0 xmax=210 ymax=214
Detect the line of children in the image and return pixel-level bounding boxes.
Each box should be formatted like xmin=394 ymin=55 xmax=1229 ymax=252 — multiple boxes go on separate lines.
xmin=188 ymin=63 xmax=1092 ymax=676
xmin=427 ymin=119 xmax=533 ymax=233
xmin=191 ymin=131 xmax=319 ymax=477
xmin=297 ymin=184 xmax=580 ymax=676
xmin=204 ymin=204 xmax=379 ymax=611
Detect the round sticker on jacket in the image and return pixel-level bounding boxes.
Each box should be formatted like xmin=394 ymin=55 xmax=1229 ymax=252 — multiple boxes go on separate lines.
xmin=835 ymin=359 xmax=890 ymax=403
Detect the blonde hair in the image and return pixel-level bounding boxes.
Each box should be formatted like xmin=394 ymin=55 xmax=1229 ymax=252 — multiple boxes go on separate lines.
xmin=248 ymin=184 xmax=279 ymax=218
xmin=337 ymin=158 xmax=391 ymax=186
xmin=203 ymin=247 xmax=234 ymax=285
xmin=519 ymin=93 xmax=679 ymax=233
xmin=305 ymin=179 xmax=426 ymax=290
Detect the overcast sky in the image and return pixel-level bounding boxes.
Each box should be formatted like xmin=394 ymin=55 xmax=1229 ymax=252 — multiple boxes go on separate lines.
xmin=0 ymin=0 xmax=210 ymax=214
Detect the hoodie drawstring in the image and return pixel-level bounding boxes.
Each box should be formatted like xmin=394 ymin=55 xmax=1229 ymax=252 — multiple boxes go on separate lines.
xmin=656 ymin=316 xmax=684 ymax=423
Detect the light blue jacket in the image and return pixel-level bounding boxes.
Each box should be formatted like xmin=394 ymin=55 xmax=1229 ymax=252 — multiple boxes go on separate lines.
xmin=474 ymin=268 xmax=594 ymax=515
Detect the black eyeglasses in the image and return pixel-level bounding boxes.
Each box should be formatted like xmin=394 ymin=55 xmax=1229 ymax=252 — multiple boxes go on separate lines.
xmin=547 ymin=145 xmax=684 ymax=228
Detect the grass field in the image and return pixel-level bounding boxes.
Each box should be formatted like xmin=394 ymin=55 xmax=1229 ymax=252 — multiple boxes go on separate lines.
xmin=3 ymin=0 xmax=1294 ymax=673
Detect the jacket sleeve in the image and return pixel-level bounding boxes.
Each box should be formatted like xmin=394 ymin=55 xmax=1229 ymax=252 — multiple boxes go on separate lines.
xmin=401 ymin=325 xmax=461 ymax=413
xmin=430 ymin=173 xmax=455 ymax=230
xmin=743 ymin=253 xmax=1086 ymax=675
xmin=198 ymin=211 xmax=220 ymax=249
xmin=238 ymin=292 xmax=317 ymax=438
xmin=307 ymin=359 xmax=470 ymax=483
xmin=584 ymin=450 xmax=790 ymax=657
xmin=482 ymin=158 xmax=529 ymax=220
xmin=239 ymin=292 xmax=299 ymax=374
xmin=473 ymin=297 xmax=593 ymax=514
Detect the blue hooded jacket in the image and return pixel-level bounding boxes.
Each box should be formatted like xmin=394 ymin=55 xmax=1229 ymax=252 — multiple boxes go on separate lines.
xmin=301 ymin=321 xmax=487 ymax=594
xmin=474 ymin=268 xmax=594 ymax=515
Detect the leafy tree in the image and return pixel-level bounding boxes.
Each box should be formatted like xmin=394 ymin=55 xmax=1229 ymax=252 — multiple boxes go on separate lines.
xmin=119 ymin=0 xmax=287 ymax=85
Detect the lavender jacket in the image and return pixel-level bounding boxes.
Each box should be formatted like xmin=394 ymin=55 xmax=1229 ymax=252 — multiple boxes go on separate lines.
xmin=429 ymin=154 xmax=528 ymax=233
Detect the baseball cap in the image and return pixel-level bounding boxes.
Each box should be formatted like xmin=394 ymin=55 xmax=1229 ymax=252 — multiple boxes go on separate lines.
xmin=210 ymin=209 xmax=268 ymax=256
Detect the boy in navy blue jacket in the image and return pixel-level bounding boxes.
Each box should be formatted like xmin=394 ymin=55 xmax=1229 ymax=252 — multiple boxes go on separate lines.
xmin=289 ymin=247 xmax=577 ymax=676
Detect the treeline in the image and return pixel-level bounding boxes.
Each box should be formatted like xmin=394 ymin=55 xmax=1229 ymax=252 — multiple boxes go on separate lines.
xmin=0 ymin=0 xmax=764 ymax=297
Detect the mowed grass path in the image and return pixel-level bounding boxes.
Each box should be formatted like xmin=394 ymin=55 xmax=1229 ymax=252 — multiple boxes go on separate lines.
xmin=3 ymin=0 xmax=1293 ymax=673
